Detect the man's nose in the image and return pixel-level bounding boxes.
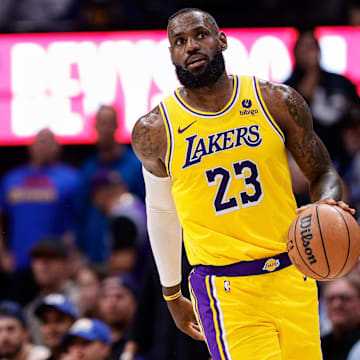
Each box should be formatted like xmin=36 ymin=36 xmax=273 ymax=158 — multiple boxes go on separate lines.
xmin=186 ymin=37 xmax=200 ymax=53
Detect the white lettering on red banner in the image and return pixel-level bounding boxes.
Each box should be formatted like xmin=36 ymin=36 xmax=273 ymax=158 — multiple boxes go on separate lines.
xmin=0 ymin=27 xmax=357 ymax=144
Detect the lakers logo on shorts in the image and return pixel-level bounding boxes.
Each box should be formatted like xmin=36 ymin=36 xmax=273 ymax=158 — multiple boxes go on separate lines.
xmin=262 ymin=258 xmax=280 ymax=272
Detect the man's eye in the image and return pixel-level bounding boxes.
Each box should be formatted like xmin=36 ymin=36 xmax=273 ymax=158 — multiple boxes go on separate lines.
xmin=198 ymin=32 xmax=207 ymax=39
xmin=175 ymin=38 xmax=185 ymax=45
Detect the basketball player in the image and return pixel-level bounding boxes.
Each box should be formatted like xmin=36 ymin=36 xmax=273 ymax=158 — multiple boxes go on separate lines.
xmin=131 ymin=8 xmax=355 ymax=360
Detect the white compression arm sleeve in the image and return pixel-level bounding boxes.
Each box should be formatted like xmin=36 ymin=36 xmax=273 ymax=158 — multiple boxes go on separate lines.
xmin=142 ymin=167 xmax=182 ymax=287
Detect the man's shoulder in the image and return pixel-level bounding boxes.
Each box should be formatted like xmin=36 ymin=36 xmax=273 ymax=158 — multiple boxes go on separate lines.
xmin=257 ymin=78 xmax=292 ymax=104
xmin=320 ymin=331 xmax=333 ymax=342
xmin=132 ymin=105 xmax=165 ymax=147
xmin=1 ymin=164 xmax=31 ymax=184
xmin=137 ymin=105 xmax=163 ymax=124
xmin=132 ymin=105 xmax=168 ymax=172
xmin=322 ymin=70 xmax=355 ymax=87
xmin=52 ymin=163 xmax=79 ymax=176
xmin=80 ymin=154 xmax=100 ymax=172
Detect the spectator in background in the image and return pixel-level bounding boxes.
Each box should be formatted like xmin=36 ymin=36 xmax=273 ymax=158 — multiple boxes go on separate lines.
xmin=0 ymin=129 xmax=79 ymax=273
xmin=90 ymin=169 xmax=148 ymax=281
xmin=76 ymin=105 xmax=144 ymax=264
xmin=62 ymin=318 xmax=112 ymax=360
xmin=348 ymin=2 xmax=360 ymax=26
xmin=342 ymin=108 xmax=360 ymax=216
xmin=4 ymin=0 xmax=79 ymax=32
xmin=98 ymin=275 xmax=138 ymax=360
xmin=0 ymin=301 xmax=50 ymax=360
xmin=285 ymin=30 xmax=360 ymax=175
xmin=75 ymin=0 xmax=124 ymax=31
xmin=0 ymin=0 xmax=13 ymax=31
xmin=287 ymin=152 xmax=311 ymax=207
xmin=25 ymin=240 xmax=79 ymax=345
xmin=34 ymin=294 xmax=78 ymax=360
xmin=75 ymin=264 xmax=106 ymax=318
xmin=321 ymin=273 xmax=360 ymax=360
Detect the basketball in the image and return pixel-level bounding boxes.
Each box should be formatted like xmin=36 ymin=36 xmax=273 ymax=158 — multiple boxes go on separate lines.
xmin=287 ymin=204 xmax=360 ymax=281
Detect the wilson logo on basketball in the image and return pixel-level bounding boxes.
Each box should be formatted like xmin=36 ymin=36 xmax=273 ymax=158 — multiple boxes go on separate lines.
xmin=262 ymin=258 xmax=280 ymax=272
xmin=300 ymin=215 xmax=317 ymax=265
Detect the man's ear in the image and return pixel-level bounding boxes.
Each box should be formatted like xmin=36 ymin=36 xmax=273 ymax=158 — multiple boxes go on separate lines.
xmin=219 ymin=32 xmax=228 ymax=51
xmin=168 ymin=46 xmax=175 ymax=64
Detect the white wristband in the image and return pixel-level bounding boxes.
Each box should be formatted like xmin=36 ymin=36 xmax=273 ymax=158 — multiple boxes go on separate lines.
xmin=143 ymin=167 xmax=182 ymax=287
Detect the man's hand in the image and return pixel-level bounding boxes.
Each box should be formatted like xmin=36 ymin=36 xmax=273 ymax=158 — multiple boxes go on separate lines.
xmin=119 ymin=341 xmax=138 ymax=360
xmin=166 ymin=295 xmax=205 ymax=341
xmin=296 ymin=197 xmax=356 ymax=215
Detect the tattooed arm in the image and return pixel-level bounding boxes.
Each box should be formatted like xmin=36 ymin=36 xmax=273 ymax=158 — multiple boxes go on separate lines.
xmin=260 ymin=80 xmax=353 ymax=213
xmin=131 ymin=106 xmax=168 ymax=177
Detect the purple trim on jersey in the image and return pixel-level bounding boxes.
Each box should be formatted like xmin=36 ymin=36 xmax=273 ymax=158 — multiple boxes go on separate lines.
xmin=194 ymin=252 xmax=291 ymax=277
xmin=160 ymin=102 xmax=173 ymax=177
xmin=252 ymin=76 xmax=285 ymax=143
xmin=189 ymin=272 xmax=223 ymax=360
xmin=209 ymin=276 xmax=230 ymax=360
xmin=174 ymin=76 xmax=239 ymax=118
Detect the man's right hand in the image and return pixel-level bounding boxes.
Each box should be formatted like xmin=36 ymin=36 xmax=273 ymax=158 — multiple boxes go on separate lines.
xmin=166 ymin=295 xmax=205 ymax=341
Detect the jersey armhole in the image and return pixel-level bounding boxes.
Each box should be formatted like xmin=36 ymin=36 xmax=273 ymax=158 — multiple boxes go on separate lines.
xmin=251 ymin=76 xmax=286 ymax=144
xmin=159 ymin=102 xmax=173 ymax=178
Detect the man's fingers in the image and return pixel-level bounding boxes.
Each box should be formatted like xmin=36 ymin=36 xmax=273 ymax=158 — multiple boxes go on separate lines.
xmin=322 ymin=198 xmax=337 ymax=205
xmin=296 ymin=205 xmax=310 ymax=214
xmin=336 ymin=201 xmax=356 ymax=215
xmin=167 ymin=295 xmax=205 ymax=341
xmin=190 ymin=322 xmax=201 ymax=332
xmin=187 ymin=322 xmax=205 ymax=341
xmin=296 ymin=199 xmax=356 ymax=215
xmin=178 ymin=321 xmax=204 ymax=341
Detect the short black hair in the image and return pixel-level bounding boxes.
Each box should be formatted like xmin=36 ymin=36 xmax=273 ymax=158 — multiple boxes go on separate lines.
xmin=0 ymin=301 xmax=26 ymax=327
xmin=168 ymin=8 xmax=219 ymax=33
xmin=30 ymin=237 xmax=69 ymax=260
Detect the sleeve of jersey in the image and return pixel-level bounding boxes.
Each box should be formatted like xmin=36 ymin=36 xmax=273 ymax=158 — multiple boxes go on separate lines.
xmin=142 ymin=167 xmax=182 ymax=287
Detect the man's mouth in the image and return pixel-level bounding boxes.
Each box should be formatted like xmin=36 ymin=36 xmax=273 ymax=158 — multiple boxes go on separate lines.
xmin=186 ymin=56 xmax=207 ymax=69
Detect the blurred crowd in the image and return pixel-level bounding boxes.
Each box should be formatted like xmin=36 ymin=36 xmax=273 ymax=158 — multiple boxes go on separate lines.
xmin=0 ymin=104 xmax=211 ymax=360
xmin=0 ymin=0 xmax=359 ymax=32
xmin=0 ymin=2 xmax=359 ymax=360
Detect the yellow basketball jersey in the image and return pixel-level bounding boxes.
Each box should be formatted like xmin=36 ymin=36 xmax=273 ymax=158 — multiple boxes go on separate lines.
xmin=159 ymin=75 xmax=297 ymax=266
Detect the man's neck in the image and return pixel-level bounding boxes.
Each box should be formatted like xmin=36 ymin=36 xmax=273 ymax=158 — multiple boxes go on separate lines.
xmin=111 ymin=326 xmax=126 ymax=343
xmin=98 ymin=142 xmax=123 ymax=163
xmin=179 ymin=72 xmax=233 ymax=113
xmin=333 ymin=323 xmax=360 ymax=340
xmin=4 ymin=344 xmax=28 ymax=360
xmin=40 ymin=279 xmax=67 ymax=297
xmin=30 ymin=161 xmax=53 ymax=169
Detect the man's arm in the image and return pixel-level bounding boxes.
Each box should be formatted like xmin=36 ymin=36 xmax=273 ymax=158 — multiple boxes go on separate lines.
xmin=131 ymin=106 xmax=168 ymax=177
xmin=260 ymin=80 xmax=354 ymax=214
xmin=131 ymin=107 xmax=204 ymax=340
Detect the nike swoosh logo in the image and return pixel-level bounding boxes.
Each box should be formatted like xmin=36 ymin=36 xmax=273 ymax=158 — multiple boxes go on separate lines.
xmin=178 ymin=120 xmax=197 ymax=134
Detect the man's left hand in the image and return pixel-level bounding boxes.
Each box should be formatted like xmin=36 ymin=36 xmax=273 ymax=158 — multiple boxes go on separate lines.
xmin=296 ymin=197 xmax=355 ymax=215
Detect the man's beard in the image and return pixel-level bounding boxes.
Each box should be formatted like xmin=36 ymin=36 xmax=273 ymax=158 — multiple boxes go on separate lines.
xmin=175 ymin=48 xmax=225 ymax=89
xmin=0 ymin=342 xmax=23 ymax=359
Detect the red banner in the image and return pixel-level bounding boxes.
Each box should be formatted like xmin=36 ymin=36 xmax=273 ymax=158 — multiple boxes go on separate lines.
xmin=0 ymin=27 xmax=359 ymax=145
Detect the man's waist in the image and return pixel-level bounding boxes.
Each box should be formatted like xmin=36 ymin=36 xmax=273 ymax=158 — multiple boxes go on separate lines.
xmin=193 ymin=252 xmax=292 ymax=276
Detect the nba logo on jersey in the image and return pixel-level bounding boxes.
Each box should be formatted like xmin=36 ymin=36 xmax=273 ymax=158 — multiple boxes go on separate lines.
xmin=262 ymin=258 xmax=280 ymax=272
xmin=224 ymin=280 xmax=231 ymax=293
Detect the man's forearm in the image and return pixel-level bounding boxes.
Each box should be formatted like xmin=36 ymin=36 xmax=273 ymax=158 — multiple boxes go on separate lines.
xmin=309 ymin=169 xmax=343 ymax=203
xmin=143 ymin=167 xmax=182 ymax=287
